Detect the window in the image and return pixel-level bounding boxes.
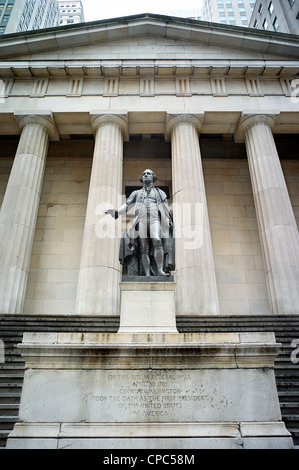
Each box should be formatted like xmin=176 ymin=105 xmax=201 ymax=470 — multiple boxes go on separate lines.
xmin=288 ymin=0 xmax=295 ymax=8
xmin=263 ymin=18 xmax=268 ymax=29
xmin=268 ymin=1 xmax=274 ymax=15
xmin=1 ymin=14 xmax=9 ymax=24
xmin=258 ymin=4 xmax=264 ymax=14
xmin=273 ymin=16 xmax=279 ymax=30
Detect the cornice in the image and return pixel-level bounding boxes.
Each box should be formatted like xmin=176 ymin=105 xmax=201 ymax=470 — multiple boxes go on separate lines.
xmin=0 ymin=14 xmax=298 ymax=60
xmin=0 ymin=61 xmax=298 ymax=79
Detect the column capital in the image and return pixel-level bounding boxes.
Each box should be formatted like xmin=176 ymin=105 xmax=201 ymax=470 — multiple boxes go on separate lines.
xmin=90 ymin=112 xmax=129 ymax=141
xmin=165 ymin=113 xmax=204 ymax=140
xmin=14 ymin=111 xmax=59 ymax=141
xmin=235 ymin=111 xmax=280 ymax=142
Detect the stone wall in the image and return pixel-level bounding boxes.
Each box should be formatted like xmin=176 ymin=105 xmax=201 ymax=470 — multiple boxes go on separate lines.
xmin=204 ymin=159 xmax=270 ymax=316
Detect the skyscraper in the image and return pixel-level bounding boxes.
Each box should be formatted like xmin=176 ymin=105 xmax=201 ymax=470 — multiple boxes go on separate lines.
xmin=202 ymin=0 xmax=256 ymax=27
xmin=57 ymin=0 xmax=84 ymax=26
xmin=0 ymin=0 xmax=60 ymax=35
xmin=249 ymin=0 xmax=299 ymax=34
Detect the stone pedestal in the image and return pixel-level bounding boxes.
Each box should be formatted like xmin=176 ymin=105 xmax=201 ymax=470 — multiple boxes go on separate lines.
xmin=6 ymin=332 xmax=293 ymax=449
xmin=119 ymin=282 xmax=177 ymax=333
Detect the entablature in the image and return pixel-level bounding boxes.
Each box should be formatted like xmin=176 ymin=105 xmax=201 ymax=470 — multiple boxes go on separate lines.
xmin=0 ymin=61 xmax=298 ymax=79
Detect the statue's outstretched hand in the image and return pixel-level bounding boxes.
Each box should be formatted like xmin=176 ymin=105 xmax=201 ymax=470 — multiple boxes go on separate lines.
xmin=105 ymin=209 xmax=119 ymax=220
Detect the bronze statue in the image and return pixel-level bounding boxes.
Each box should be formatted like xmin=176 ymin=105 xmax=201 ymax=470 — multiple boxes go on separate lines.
xmin=106 ymin=169 xmax=175 ymax=277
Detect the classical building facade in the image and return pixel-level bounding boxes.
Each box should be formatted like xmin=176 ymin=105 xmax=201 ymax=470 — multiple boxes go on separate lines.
xmin=0 ymin=13 xmax=298 ymax=319
xmin=0 ymin=12 xmax=299 ymax=449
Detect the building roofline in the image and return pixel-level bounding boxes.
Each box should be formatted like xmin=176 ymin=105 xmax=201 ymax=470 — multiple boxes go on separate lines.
xmin=0 ymin=12 xmax=298 ymax=42
xmin=0 ymin=12 xmax=298 ymax=59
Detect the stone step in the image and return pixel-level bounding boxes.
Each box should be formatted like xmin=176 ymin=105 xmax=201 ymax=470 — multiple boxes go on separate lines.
xmin=0 ymin=404 xmax=19 ymax=417
xmin=0 ymin=364 xmax=25 ymax=373
xmin=2 ymin=317 xmax=297 ymax=329
xmin=0 ymin=431 xmax=12 ymax=448
xmin=283 ymin=415 xmax=299 ymax=426
xmin=277 ymin=381 xmax=299 ymax=391
xmin=0 ymin=374 xmax=24 ymax=384
xmin=0 ymin=418 xmax=17 ymax=431
xmin=0 ymin=393 xmax=21 ymax=405
xmin=274 ymin=358 xmax=299 ymax=365
xmin=280 ymin=403 xmax=299 ymax=415
xmin=0 ymin=384 xmax=23 ymax=394
xmin=289 ymin=432 xmax=299 ymax=446
xmin=278 ymin=391 xmax=299 ymax=402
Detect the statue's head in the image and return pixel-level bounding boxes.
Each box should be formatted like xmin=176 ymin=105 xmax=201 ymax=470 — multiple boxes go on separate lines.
xmin=140 ymin=169 xmax=157 ymax=184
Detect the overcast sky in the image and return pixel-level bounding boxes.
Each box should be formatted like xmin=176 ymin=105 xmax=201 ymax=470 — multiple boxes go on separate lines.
xmin=82 ymin=0 xmax=204 ymax=22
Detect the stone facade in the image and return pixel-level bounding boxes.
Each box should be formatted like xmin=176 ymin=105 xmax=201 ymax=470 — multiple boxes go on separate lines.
xmin=0 ymin=13 xmax=299 ymax=317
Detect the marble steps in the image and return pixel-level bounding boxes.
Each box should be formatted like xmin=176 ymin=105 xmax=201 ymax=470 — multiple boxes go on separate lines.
xmin=0 ymin=404 xmax=19 ymax=417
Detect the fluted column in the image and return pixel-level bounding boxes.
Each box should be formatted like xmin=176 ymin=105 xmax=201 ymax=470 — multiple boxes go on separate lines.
xmin=238 ymin=114 xmax=299 ymax=315
xmin=0 ymin=112 xmax=58 ymax=314
xmin=75 ymin=113 xmax=128 ymax=316
xmin=167 ymin=114 xmax=219 ymax=315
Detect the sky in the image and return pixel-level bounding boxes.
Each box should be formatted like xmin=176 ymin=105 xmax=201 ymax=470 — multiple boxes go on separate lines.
xmin=82 ymin=0 xmax=204 ymax=23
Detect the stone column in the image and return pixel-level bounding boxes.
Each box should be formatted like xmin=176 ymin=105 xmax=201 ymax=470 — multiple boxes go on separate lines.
xmin=75 ymin=113 xmax=128 ymax=316
xmin=238 ymin=114 xmax=299 ymax=315
xmin=0 ymin=112 xmax=58 ymax=314
xmin=166 ymin=114 xmax=219 ymax=315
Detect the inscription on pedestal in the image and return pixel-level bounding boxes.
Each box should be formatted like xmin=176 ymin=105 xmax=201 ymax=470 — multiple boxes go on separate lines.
xmin=20 ymin=366 xmax=281 ymax=425
xmin=89 ymin=370 xmax=218 ymax=419
xmin=84 ymin=369 xmax=234 ymax=423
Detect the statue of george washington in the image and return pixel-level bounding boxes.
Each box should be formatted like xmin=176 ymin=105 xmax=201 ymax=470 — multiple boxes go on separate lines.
xmin=106 ymin=169 xmax=175 ymax=277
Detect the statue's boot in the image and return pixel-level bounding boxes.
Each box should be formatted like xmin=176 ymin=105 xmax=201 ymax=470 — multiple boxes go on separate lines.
xmin=154 ymin=246 xmax=168 ymax=276
xmin=141 ymin=254 xmax=151 ymax=276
